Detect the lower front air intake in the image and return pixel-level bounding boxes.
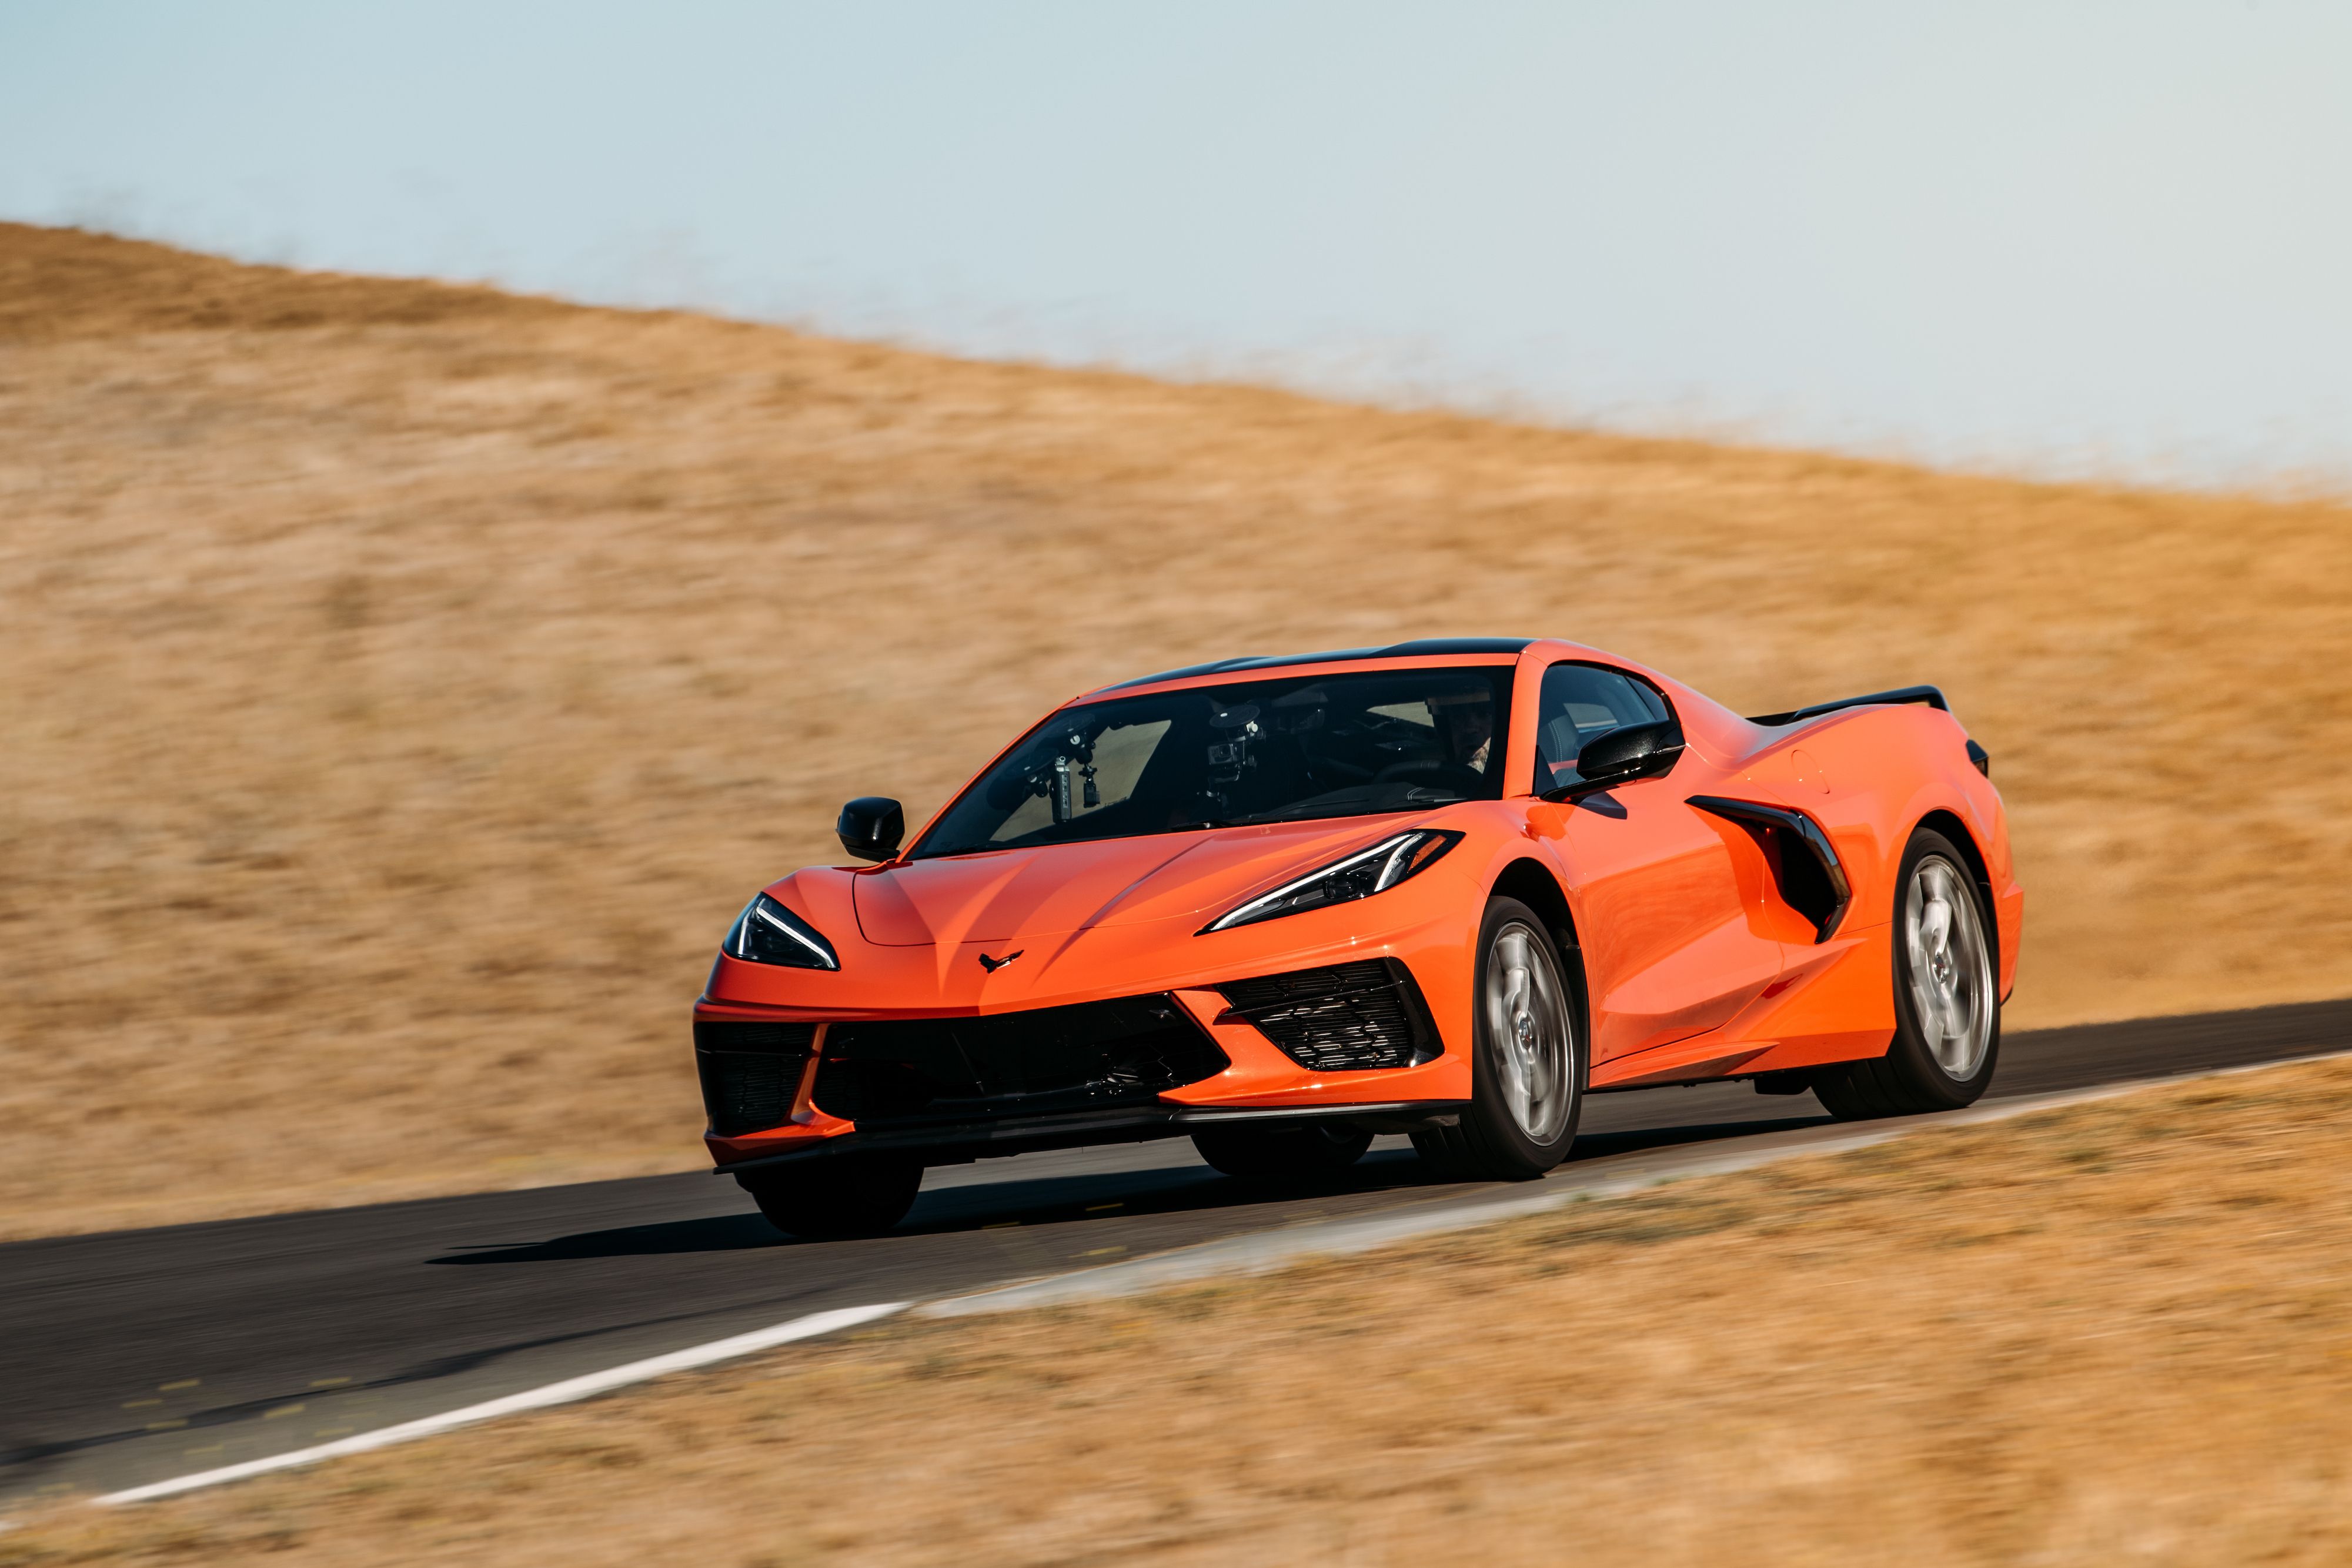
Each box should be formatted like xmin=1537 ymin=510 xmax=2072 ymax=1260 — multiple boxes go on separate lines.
xmin=1216 ymin=959 xmax=1439 ymax=1072
xmin=694 ymin=1021 xmax=818 ymax=1136
xmin=813 ymin=994 xmax=1228 ymax=1129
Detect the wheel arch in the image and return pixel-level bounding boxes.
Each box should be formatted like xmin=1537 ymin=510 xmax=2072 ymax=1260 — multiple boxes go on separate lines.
xmin=1912 ymin=808 xmax=1999 ymax=975
xmin=1487 ymin=857 xmax=1590 ymax=1055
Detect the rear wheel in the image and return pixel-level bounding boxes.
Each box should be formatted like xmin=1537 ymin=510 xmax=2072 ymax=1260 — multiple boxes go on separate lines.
xmin=1191 ymin=1121 xmax=1374 ymax=1185
xmin=1413 ymin=897 xmax=1583 ymax=1181
xmin=1812 ymin=828 xmax=2000 ymax=1119
xmin=739 ymin=1154 xmax=924 ymax=1239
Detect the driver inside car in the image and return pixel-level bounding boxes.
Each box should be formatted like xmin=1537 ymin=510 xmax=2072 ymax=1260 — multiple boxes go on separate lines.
xmin=1434 ymin=688 xmax=1496 ymax=773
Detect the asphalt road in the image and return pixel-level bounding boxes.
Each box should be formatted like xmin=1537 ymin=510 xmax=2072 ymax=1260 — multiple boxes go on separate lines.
xmin=6 ymin=997 xmax=2350 ymax=1508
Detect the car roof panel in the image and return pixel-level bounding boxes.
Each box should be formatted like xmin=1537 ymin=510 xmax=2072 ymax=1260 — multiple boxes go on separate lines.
xmin=1095 ymin=637 xmax=1535 ymax=693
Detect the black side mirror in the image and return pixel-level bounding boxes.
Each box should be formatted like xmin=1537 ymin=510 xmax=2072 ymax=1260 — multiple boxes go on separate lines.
xmin=1557 ymin=720 xmax=1685 ymax=798
xmin=836 ymin=797 xmax=904 ymax=861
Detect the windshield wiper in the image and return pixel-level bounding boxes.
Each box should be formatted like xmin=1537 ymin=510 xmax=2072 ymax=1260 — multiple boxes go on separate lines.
xmin=1229 ymin=793 xmax=1463 ymax=827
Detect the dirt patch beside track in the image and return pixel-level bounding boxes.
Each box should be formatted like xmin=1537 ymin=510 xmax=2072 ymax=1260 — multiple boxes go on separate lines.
xmin=14 ymin=1055 xmax=2352 ymax=1564
xmin=4 ymin=223 xmax=2350 ymax=1238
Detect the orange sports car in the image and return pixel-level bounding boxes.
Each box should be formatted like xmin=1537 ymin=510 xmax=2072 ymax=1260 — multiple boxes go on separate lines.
xmin=694 ymin=638 xmax=2021 ymax=1236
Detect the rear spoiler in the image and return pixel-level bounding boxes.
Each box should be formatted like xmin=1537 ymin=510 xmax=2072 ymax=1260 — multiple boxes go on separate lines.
xmin=1747 ymin=684 xmax=1949 ymax=727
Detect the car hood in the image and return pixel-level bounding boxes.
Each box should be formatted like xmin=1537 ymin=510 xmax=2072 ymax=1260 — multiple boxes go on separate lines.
xmin=851 ymin=819 xmax=1419 ymax=947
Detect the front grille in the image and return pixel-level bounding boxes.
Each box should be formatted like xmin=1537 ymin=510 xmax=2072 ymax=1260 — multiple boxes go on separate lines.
xmin=1217 ymin=959 xmax=1435 ymax=1072
xmin=694 ymin=1021 xmax=817 ymax=1136
xmin=814 ymin=995 xmax=1227 ymax=1129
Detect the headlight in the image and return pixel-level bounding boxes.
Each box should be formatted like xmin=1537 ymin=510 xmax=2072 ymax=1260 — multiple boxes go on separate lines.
xmin=1199 ymin=830 xmax=1463 ymax=935
xmin=723 ymin=892 xmax=840 ymax=970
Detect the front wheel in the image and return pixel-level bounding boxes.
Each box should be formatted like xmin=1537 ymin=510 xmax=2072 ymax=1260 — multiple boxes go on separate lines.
xmin=739 ymin=1153 xmax=924 ymax=1239
xmin=1813 ymin=827 xmax=2000 ymax=1119
xmin=1413 ymin=897 xmax=1583 ymax=1181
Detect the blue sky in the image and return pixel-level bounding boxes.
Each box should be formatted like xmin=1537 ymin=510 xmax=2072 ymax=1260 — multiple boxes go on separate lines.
xmin=4 ymin=1 xmax=2347 ymax=487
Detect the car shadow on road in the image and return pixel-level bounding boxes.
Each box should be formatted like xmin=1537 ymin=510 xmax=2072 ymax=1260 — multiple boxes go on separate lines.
xmin=429 ymin=1212 xmax=787 ymax=1264
xmin=1567 ymin=1112 xmax=1833 ymax=1161
xmin=426 ymin=1111 xmax=1832 ymax=1267
xmin=426 ymin=1161 xmax=1421 ymax=1265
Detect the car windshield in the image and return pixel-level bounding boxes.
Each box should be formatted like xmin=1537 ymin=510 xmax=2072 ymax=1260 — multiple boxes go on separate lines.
xmin=911 ymin=664 xmax=1515 ymax=859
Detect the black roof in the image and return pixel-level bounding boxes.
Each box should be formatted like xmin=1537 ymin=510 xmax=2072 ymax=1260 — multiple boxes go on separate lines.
xmin=1101 ymin=637 xmax=1535 ymax=692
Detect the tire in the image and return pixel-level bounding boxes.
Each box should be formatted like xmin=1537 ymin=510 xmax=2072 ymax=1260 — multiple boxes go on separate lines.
xmin=738 ymin=1153 xmax=924 ymax=1239
xmin=1812 ymin=827 xmax=2000 ymax=1119
xmin=1412 ymin=897 xmax=1583 ymax=1181
xmin=1191 ymin=1120 xmax=1374 ymax=1185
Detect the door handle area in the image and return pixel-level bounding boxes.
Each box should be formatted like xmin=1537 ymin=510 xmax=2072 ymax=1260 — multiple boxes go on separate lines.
xmin=1685 ymin=795 xmax=1852 ymax=942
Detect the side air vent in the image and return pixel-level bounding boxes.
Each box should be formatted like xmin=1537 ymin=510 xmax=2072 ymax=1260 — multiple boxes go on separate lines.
xmin=1217 ymin=959 xmax=1439 ymax=1072
xmin=1686 ymin=795 xmax=1852 ymax=942
xmin=694 ymin=1021 xmax=817 ymax=1136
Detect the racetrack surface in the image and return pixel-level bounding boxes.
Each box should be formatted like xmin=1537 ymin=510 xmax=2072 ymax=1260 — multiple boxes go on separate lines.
xmin=5 ymin=997 xmax=2348 ymax=1509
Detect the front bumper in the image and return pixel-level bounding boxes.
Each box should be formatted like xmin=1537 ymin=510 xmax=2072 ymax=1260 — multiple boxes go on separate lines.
xmin=697 ymin=955 xmax=1472 ymax=1173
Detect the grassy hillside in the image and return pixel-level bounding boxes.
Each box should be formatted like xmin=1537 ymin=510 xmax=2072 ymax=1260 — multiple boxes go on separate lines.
xmin=4 ymin=223 xmax=2348 ymax=1237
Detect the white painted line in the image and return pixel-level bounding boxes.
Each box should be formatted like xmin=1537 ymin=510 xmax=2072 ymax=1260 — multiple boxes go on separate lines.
xmin=924 ymin=1050 xmax=2352 ymax=1317
xmin=96 ymin=1301 xmax=907 ymax=1506
xmin=923 ymin=1120 xmax=1935 ymax=1316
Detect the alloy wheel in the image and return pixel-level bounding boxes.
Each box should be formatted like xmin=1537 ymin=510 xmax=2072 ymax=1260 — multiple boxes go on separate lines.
xmin=1904 ymin=854 xmax=1993 ymax=1081
xmin=1482 ymin=921 xmax=1575 ymax=1142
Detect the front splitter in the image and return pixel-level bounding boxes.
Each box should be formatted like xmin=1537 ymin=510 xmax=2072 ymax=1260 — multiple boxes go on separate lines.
xmin=712 ymin=1099 xmax=1472 ymax=1176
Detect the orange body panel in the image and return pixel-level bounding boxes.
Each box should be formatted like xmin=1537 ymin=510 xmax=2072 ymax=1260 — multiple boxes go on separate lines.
xmin=694 ymin=640 xmax=2023 ymax=1171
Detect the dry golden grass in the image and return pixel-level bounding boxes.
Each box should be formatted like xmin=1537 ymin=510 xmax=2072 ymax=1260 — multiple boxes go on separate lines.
xmin=12 ymin=1055 xmax=2352 ymax=1566
xmin=4 ymin=223 xmax=2350 ymax=1239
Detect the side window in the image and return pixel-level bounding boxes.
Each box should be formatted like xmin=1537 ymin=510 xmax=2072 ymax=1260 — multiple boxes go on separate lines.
xmin=1532 ymin=664 xmax=1671 ymax=791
